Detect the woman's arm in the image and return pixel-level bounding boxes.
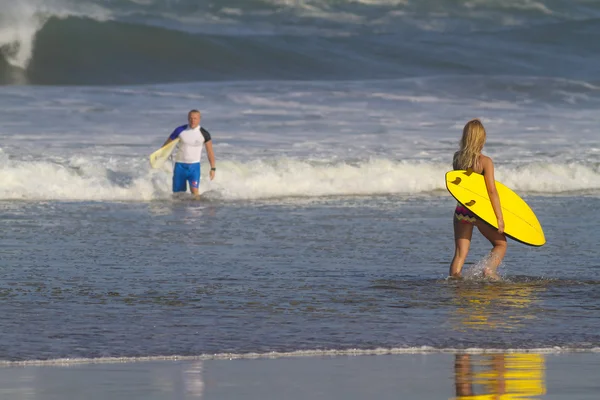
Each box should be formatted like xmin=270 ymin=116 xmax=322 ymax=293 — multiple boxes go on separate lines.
xmin=482 ymin=155 xmax=504 ymax=234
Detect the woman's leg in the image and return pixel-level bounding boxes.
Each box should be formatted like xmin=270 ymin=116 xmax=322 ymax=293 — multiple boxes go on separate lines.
xmin=476 ymin=222 xmax=507 ymax=279
xmin=450 ymin=219 xmax=474 ymax=277
xmin=454 ymin=354 xmax=474 ymax=396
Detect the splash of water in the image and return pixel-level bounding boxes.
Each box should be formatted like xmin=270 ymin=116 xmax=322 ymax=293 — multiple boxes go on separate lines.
xmin=0 ymin=1 xmax=47 ymax=68
xmin=462 ymin=253 xmax=504 ymax=281
xmin=0 ymin=0 xmax=110 ymax=69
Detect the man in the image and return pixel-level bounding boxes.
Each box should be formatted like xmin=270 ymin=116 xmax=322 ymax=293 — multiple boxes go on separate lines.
xmin=163 ymin=109 xmax=216 ymax=196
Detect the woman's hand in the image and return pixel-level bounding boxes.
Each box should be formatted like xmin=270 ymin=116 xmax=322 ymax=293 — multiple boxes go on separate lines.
xmin=497 ymin=218 xmax=505 ymax=234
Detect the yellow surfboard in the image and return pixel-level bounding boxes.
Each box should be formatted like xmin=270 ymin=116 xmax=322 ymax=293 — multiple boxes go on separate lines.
xmin=445 ymin=170 xmax=545 ymax=247
xmin=149 ymin=138 xmax=180 ymax=169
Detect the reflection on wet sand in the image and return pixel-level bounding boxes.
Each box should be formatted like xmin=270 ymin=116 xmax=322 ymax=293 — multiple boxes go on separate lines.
xmin=451 ymin=281 xmax=545 ymax=331
xmin=184 ymin=361 xmax=205 ymax=398
xmin=453 ymin=353 xmax=546 ymax=399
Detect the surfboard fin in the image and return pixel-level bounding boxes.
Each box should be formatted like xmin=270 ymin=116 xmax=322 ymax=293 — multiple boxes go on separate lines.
xmin=465 ymin=200 xmax=476 ymax=206
xmin=451 ymin=177 xmax=462 ymax=185
xmin=465 ymin=168 xmax=474 ymax=176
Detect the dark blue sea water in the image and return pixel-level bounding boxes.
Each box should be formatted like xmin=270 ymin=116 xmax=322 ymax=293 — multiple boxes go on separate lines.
xmin=1 ymin=0 xmax=600 ymax=85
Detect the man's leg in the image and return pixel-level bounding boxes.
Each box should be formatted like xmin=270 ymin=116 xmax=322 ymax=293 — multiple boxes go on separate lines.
xmin=173 ymin=163 xmax=188 ymax=193
xmin=188 ymin=163 xmax=201 ymax=196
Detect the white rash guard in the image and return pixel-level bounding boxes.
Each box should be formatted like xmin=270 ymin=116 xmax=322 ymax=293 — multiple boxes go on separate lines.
xmin=168 ymin=124 xmax=212 ymax=164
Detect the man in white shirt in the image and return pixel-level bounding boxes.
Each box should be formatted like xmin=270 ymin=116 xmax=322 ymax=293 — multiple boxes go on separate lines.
xmin=162 ymin=110 xmax=216 ymax=195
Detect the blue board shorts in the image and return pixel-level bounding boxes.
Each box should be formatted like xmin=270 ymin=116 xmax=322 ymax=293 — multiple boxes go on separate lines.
xmin=173 ymin=162 xmax=200 ymax=192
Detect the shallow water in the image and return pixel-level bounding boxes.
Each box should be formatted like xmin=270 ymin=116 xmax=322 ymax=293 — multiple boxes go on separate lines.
xmin=1 ymin=194 xmax=598 ymax=361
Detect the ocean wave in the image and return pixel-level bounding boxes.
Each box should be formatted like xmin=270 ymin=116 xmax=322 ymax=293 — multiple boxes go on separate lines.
xmin=1 ymin=346 xmax=599 ymax=366
xmin=1 ymin=0 xmax=600 ymax=85
xmin=0 ymin=0 xmax=110 ymax=69
xmin=0 ymin=154 xmax=599 ymax=201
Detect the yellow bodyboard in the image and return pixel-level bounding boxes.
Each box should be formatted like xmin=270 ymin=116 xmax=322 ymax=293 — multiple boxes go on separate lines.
xmin=446 ymin=170 xmax=545 ymax=247
xmin=149 ymin=138 xmax=180 ymax=169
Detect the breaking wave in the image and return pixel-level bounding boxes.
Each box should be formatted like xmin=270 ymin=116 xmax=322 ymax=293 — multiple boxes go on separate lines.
xmin=1 ymin=0 xmax=600 ymax=85
xmin=1 ymin=152 xmax=599 ymax=201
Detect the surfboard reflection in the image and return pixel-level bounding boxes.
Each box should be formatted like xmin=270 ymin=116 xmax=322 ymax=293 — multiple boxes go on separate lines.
xmin=453 ymin=353 xmax=546 ymax=400
xmin=450 ymin=281 xmax=545 ymax=331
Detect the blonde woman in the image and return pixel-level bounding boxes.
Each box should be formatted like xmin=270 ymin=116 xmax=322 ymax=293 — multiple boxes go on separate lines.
xmin=450 ymin=119 xmax=507 ymax=279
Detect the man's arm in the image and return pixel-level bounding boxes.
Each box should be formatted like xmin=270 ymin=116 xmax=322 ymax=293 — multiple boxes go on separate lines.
xmin=205 ymin=140 xmax=216 ymax=181
xmin=163 ymin=125 xmax=186 ymax=147
xmin=200 ymin=127 xmax=216 ymax=180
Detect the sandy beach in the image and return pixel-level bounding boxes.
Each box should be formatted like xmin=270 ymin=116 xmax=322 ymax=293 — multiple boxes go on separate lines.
xmin=1 ymin=352 xmax=599 ymax=399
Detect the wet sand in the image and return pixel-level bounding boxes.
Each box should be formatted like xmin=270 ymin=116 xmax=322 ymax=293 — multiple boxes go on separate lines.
xmin=1 ymin=352 xmax=599 ymax=399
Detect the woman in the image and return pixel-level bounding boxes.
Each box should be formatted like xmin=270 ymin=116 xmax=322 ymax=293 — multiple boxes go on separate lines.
xmin=450 ymin=119 xmax=507 ymax=279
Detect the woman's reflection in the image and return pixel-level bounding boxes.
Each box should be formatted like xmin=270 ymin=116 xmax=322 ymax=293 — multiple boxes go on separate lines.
xmin=453 ymin=353 xmax=545 ymax=399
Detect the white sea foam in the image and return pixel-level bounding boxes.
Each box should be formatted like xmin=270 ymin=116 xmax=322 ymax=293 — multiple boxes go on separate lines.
xmin=1 ymin=346 xmax=598 ymax=367
xmin=1 ymin=152 xmax=599 ymax=202
xmin=0 ymin=156 xmax=170 ymax=201
xmin=0 ymin=0 xmax=110 ymax=69
xmin=497 ymin=163 xmax=600 ymax=194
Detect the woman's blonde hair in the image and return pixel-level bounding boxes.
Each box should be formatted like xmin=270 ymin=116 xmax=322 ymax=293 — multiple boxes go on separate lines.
xmin=453 ymin=119 xmax=487 ymax=171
